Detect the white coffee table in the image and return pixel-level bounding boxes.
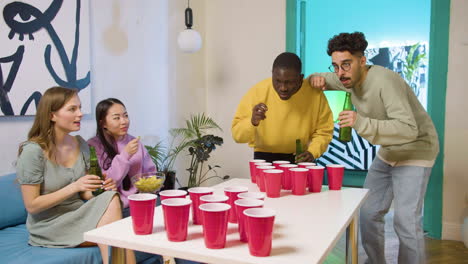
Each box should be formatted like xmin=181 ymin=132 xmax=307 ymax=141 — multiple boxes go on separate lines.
xmin=84 ymin=178 xmax=368 ymax=264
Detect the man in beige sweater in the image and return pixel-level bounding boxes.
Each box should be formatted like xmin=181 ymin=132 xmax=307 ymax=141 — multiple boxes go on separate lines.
xmin=309 ymin=32 xmax=439 ymax=264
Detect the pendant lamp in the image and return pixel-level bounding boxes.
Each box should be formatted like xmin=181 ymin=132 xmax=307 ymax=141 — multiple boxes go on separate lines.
xmin=177 ymin=0 xmax=202 ymax=53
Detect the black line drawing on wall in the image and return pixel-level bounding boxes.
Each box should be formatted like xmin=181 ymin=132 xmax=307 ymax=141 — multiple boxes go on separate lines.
xmin=0 ymin=0 xmax=90 ymax=116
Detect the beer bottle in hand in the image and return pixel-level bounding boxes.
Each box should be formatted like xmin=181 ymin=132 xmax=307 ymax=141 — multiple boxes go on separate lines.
xmin=339 ymin=92 xmax=353 ymax=142
xmin=89 ymin=146 xmax=105 ymax=196
xmin=295 ymin=139 xmax=303 ymax=162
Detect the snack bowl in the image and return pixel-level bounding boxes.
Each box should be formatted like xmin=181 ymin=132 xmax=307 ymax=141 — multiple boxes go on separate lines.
xmin=132 ymin=172 xmax=165 ymax=193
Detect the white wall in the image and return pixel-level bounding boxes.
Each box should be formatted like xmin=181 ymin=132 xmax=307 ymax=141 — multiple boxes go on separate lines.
xmin=203 ymin=0 xmax=286 ymax=182
xmin=87 ymin=0 xmax=171 ymax=142
xmin=442 ymin=0 xmax=468 ymax=241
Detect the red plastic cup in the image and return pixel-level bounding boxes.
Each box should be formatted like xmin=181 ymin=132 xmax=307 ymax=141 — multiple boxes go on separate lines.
xmin=199 ymin=203 xmax=231 ymax=249
xmin=272 ymin=160 xmax=290 ymax=169
xmin=263 ymin=169 xmax=283 ymax=198
xmin=159 ymin=190 xmax=188 ymax=201
xmin=279 ymin=164 xmax=298 ymax=190
xmin=244 ymin=208 xmax=276 ymax=257
xmin=256 ymin=165 xmax=275 ymax=192
xmin=297 ymin=162 xmax=316 ymax=168
xmin=327 ymin=164 xmax=345 ymax=190
xmin=161 ymin=198 xmax=192 ymax=241
xmin=249 ymin=159 xmax=265 ymax=183
xmin=238 ymin=192 xmax=265 ymax=200
xmin=128 ymin=193 xmax=157 ymax=235
xmin=290 ymin=168 xmax=309 ymax=195
xmin=235 ymin=199 xmax=264 ymax=242
xmin=254 ymin=162 xmax=272 ymax=187
xmin=200 ymin=194 xmax=229 ymax=204
xmin=306 ymin=166 xmax=324 ymax=193
xmin=188 ymin=187 xmax=214 ymax=225
xmin=224 ymin=186 xmax=248 ymax=223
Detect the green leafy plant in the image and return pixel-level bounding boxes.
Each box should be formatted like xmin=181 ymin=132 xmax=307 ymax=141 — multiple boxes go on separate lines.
xmin=403 ymin=43 xmax=427 ymax=97
xmin=145 ymin=138 xmax=185 ymax=174
xmin=170 ymin=113 xmax=229 ymax=187
xmin=145 ymin=136 xmax=187 ymax=190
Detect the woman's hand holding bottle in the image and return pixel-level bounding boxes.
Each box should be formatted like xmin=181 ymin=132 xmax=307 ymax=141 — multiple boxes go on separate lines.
xmin=102 ymin=175 xmax=117 ymax=191
xmin=72 ymin=175 xmax=102 ymax=193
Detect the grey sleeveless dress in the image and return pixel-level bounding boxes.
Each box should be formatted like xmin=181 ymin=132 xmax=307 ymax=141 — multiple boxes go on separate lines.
xmin=16 ymin=136 xmax=117 ymax=248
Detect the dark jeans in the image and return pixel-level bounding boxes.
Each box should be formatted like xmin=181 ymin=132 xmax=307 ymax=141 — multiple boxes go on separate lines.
xmin=254 ymin=151 xmax=295 ymax=163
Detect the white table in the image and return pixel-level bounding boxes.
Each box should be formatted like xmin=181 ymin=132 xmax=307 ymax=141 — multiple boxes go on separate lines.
xmin=84 ymin=178 xmax=368 ymax=264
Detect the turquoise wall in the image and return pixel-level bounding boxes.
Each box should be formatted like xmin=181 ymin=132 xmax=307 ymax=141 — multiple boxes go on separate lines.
xmin=302 ymin=0 xmax=431 ymax=120
xmin=304 ymin=0 xmax=431 ymax=75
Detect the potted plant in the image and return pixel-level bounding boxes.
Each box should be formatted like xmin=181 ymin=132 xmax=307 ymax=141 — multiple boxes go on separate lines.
xmin=145 ymin=137 xmax=185 ymax=190
xmin=170 ymin=113 xmax=229 ymax=188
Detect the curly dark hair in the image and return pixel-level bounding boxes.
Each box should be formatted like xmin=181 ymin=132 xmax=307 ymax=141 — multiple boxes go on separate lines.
xmin=327 ymin=32 xmax=368 ymax=56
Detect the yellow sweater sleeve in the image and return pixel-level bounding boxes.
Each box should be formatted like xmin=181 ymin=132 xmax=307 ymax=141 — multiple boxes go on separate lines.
xmin=306 ymin=91 xmax=334 ymax=159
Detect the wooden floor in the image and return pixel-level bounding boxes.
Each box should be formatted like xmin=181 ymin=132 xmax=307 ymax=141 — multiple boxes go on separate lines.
xmin=324 ymin=235 xmax=468 ymax=264
xmin=323 ymin=211 xmax=468 ymax=263
xmin=425 ymin=237 xmax=468 ymax=264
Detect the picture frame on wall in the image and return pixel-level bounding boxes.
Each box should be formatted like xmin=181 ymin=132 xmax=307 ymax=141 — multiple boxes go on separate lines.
xmin=0 ymin=0 xmax=91 ymax=116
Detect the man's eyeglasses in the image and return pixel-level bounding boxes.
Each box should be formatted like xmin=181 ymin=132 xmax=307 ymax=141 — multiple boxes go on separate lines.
xmin=328 ymin=62 xmax=351 ymax=73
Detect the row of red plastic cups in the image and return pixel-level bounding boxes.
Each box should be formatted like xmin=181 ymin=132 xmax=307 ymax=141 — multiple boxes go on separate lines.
xmin=161 ymin=186 xmax=249 ymax=225
xmin=248 ymin=160 xmax=316 ymax=185
xmin=249 ymin=160 xmax=345 ymax=194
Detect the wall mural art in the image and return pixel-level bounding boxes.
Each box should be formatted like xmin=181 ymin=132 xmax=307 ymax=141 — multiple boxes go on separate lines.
xmin=0 ymin=0 xmax=90 ymax=116
xmin=316 ymin=43 xmax=428 ymax=170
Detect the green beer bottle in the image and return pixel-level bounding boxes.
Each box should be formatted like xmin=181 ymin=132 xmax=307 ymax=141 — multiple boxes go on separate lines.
xmin=295 ymin=139 xmax=303 ymax=162
xmin=89 ymin=146 xmax=105 ymax=196
xmin=339 ymin=92 xmax=353 ymax=142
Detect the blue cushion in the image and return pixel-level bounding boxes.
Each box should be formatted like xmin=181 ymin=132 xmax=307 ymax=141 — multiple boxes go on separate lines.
xmin=0 ymin=224 xmax=102 ymax=264
xmin=0 ymin=173 xmax=28 ymax=229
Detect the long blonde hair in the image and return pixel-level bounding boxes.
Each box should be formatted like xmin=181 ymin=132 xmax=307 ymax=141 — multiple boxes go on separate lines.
xmin=19 ymin=87 xmax=78 ymax=161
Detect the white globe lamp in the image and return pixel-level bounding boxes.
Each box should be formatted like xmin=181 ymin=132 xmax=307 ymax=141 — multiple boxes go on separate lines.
xmin=178 ymin=29 xmax=202 ymax=53
xmin=178 ymin=2 xmax=202 ymax=53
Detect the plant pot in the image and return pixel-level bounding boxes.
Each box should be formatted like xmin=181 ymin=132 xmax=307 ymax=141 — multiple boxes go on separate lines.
xmin=161 ymin=171 xmax=176 ymax=191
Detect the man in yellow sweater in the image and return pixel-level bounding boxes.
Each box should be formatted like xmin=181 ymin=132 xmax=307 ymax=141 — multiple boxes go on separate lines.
xmin=232 ymin=52 xmax=334 ymax=163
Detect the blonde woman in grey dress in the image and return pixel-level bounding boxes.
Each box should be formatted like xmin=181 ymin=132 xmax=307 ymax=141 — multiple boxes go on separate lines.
xmin=16 ymin=87 xmax=136 ymax=264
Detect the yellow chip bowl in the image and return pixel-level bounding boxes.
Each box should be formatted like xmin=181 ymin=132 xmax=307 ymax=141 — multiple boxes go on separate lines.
xmin=132 ymin=174 xmax=165 ymax=193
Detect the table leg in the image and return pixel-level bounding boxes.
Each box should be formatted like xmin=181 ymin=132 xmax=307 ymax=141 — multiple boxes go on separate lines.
xmin=110 ymin=246 xmax=125 ymax=264
xmin=346 ymin=214 xmax=359 ymax=264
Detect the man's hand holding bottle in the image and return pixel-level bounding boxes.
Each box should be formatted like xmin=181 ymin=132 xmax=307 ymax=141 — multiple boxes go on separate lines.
xmin=295 ymin=151 xmax=315 ymax=163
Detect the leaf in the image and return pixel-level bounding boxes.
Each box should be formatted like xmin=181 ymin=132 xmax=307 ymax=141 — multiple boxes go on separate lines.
xmin=144 ymin=142 xmax=166 ymax=170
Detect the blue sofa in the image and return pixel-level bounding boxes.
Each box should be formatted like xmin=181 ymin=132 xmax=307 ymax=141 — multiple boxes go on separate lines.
xmin=0 ymin=173 xmax=162 ymax=264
